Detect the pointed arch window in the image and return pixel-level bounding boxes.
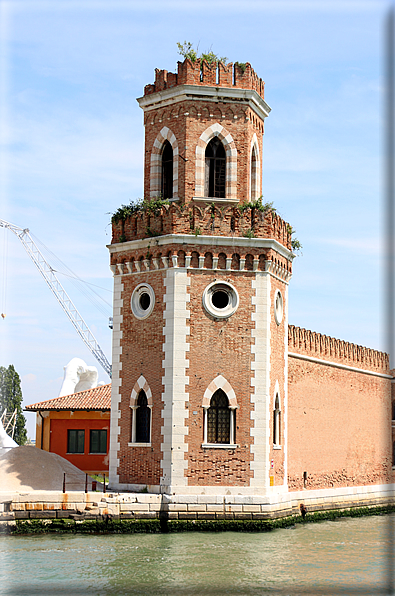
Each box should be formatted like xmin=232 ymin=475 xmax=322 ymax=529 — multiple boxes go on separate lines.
xmin=136 ymin=391 xmax=150 ymax=443
xmin=130 ymin=389 xmax=152 ymax=445
xmin=205 ymin=137 xmax=226 ymax=198
xmin=203 ymin=389 xmax=236 ymax=447
xmin=250 ymin=146 xmax=258 ymax=200
xmin=161 ymin=140 xmax=173 ymax=199
xmin=273 ymin=394 xmax=281 ymax=447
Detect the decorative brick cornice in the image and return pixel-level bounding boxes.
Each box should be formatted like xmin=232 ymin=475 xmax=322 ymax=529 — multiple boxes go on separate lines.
xmin=108 ymin=235 xmax=293 ymax=281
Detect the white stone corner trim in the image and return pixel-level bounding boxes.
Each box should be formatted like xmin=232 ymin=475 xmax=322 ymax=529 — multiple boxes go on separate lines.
xmin=250 ymin=273 xmax=271 ymax=489
xmin=161 ymin=269 xmax=190 ymax=490
xmin=109 ymin=275 xmax=123 ymax=487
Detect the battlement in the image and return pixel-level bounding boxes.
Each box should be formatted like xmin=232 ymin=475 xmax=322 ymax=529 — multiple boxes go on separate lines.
xmin=288 ymin=325 xmax=390 ymax=374
xmin=144 ymin=58 xmax=265 ymax=99
xmin=111 ymin=202 xmax=292 ymax=251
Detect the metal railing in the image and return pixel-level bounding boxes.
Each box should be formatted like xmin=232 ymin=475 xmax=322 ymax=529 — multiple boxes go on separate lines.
xmin=62 ymin=473 xmax=107 ymax=493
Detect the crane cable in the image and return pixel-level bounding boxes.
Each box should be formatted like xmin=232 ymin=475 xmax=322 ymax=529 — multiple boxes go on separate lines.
xmin=1 ymin=228 xmax=8 ymax=319
xmin=30 ymin=232 xmax=112 ymax=319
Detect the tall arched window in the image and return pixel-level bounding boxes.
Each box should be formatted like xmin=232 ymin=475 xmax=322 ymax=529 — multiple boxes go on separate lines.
xmin=161 ymin=140 xmax=173 ymax=199
xmin=273 ymin=394 xmax=281 ymax=446
xmin=250 ymin=146 xmax=258 ymax=200
xmin=205 ymin=137 xmax=226 ymax=198
xmin=207 ymin=389 xmax=230 ymax=444
xmin=135 ymin=390 xmax=151 ymax=443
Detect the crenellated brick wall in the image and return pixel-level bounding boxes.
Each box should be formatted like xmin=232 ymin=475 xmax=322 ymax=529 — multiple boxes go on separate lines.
xmin=111 ymin=204 xmax=292 ymax=250
xmin=288 ymin=324 xmax=389 ymax=374
xmin=144 ymin=59 xmax=265 ymax=99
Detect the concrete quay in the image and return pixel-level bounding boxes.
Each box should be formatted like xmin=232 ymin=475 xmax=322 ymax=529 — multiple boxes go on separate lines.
xmin=0 ymin=484 xmax=393 ymax=523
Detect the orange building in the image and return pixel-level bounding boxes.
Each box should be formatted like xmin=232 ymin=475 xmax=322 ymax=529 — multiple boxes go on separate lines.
xmin=25 ymin=384 xmax=111 ymax=475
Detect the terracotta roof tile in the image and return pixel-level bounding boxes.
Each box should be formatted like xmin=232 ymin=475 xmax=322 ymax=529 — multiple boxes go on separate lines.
xmin=25 ymin=383 xmax=111 ymax=412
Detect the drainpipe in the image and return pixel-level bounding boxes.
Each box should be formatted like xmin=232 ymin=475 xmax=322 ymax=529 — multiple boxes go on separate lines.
xmin=38 ymin=411 xmax=44 ymax=450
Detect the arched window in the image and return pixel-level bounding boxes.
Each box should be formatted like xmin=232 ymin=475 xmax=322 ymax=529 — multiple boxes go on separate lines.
xmin=161 ymin=141 xmax=173 ymax=199
xmin=135 ymin=390 xmax=151 ymax=443
xmin=207 ymin=389 xmax=230 ymax=444
xmin=205 ymin=137 xmax=226 ymax=198
xmin=250 ymin=146 xmax=258 ymax=200
xmin=273 ymin=394 xmax=281 ymax=447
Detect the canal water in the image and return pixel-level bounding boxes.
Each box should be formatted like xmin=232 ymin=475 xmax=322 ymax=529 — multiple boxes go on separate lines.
xmin=0 ymin=514 xmax=394 ymax=595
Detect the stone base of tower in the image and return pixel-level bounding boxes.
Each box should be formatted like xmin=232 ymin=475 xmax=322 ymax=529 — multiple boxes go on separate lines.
xmin=103 ymin=482 xmax=395 ymax=520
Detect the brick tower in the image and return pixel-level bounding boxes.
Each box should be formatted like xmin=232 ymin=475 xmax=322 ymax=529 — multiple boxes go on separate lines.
xmin=108 ymin=58 xmax=294 ymax=495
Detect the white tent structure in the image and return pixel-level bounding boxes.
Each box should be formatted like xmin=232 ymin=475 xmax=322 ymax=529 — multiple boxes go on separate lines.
xmin=0 ymin=419 xmax=18 ymax=454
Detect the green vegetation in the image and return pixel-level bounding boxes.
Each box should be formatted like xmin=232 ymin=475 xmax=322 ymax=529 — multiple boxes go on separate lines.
xmin=238 ymin=198 xmax=276 ymax=215
xmin=0 ymin=365 xmax=27 ymax=445
xmin=234 ymin=61 xmax=247 ymax=73
xmin=3 ymin=504 xmax=393 ymax=535
xmin=177 ymin=41 xmax=227 ymax=66
xmin=286 ymin=224 xmax=303 ymax=255
xmin=111 ymin=197 xmax=170 ymax=224
xmin=243 ymin=229 xmax=255 ymax=239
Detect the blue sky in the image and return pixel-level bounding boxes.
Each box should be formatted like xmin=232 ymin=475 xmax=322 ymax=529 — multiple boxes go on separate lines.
xmin=0 ymin=0 xmax=393 ymax=439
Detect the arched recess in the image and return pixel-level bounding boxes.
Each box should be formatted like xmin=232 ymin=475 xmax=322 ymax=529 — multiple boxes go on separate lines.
xmin=273 ymin=380 xmax=281 ymax=448
xmin=130 ymin=375 xmax=153 ymax=445
xmin=250 ymin=133 xmax=260 ymax=201
xmin=195 ymin=123 xmax=237 ymax=201
xmin=150 ymin=127 xmax=179 ymax=199
xmin=202 ymin=375 xmax=238 ymax=445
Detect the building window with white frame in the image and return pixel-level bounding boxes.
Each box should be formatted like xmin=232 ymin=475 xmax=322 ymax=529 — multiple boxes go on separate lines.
xmin=130 ymin=390 xmax=151 ymax=444
xmin=205 ymin=137 xmax=226 ymax=198
xmin=250 ymin=145 xmax=258 ymax=200
xmin=203 ymin=389 xmax=236 ymax=447
xmin=161 ymin=140 xmax=173 ymax=199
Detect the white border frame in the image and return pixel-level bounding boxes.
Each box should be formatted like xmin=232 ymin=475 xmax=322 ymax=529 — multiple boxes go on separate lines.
xmin=131 ymin=283 xmax=155 ymax=320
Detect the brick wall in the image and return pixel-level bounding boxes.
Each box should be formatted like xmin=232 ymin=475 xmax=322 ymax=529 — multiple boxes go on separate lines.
xmin=186 ymin=269 xmax=256 ymax=486
xmin=116 ymin=271 xmax=166 ymax=485
xmin=144 ymin=59 xmax=265 ymax=99
xmin=287 ymin=354 xmax=393 ymax=491
xmin=141 ymin=102 xmax=264 ymax=204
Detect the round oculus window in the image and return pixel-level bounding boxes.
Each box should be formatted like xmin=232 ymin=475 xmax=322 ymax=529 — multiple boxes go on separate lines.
xmin=274 ymin=290 xmax=283 ymax=325
xmin=202 ymin=281 xmax=239 ymax=319
xmin=131 ymin=283 xmax=155 ymax=320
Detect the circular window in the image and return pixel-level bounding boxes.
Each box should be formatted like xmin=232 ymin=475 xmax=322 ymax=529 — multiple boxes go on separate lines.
xmin=131 ymin=283 xmax=155 ymax=320
xmin=274 ymin=290 xmax=283 ymax=325
xmin=202 ymin=281 xmax=239 ymax=319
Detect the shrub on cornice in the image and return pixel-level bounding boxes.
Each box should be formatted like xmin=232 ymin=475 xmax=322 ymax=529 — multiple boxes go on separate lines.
xmin=177 ymin=41 xmax=227 ymax=65
xmin=111 ymin=197 xmax=170 ymax=223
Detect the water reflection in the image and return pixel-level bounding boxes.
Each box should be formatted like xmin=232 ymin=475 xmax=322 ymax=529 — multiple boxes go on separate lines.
xmin=1 ymin=514 xmax=393 ymax=595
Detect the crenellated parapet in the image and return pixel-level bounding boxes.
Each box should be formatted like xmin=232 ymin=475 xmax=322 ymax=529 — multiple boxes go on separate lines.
xmin=288 ymin=325 xmax=389 ymax=374
xmin=144 ymin=58 xmax=265 ymax=99
xmin=111 ymin=203 xmax=292 ymax=251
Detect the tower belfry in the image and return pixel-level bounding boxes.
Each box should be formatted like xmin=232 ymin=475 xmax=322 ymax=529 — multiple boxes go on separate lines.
xmin=108 ymin=57 xmax=294 ymax=495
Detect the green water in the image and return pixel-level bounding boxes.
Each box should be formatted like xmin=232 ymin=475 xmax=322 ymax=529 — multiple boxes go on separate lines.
xmin=0 ymin=514 xmax=394 ymax=595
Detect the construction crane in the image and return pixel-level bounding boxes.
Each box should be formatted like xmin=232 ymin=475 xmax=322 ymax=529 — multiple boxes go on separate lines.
xmin=0 ymin=219 xmax=112 ymax=378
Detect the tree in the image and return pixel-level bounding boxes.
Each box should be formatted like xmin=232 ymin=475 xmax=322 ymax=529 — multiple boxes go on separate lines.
xmin=0 ymin=365 xmax=27 ymax=445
